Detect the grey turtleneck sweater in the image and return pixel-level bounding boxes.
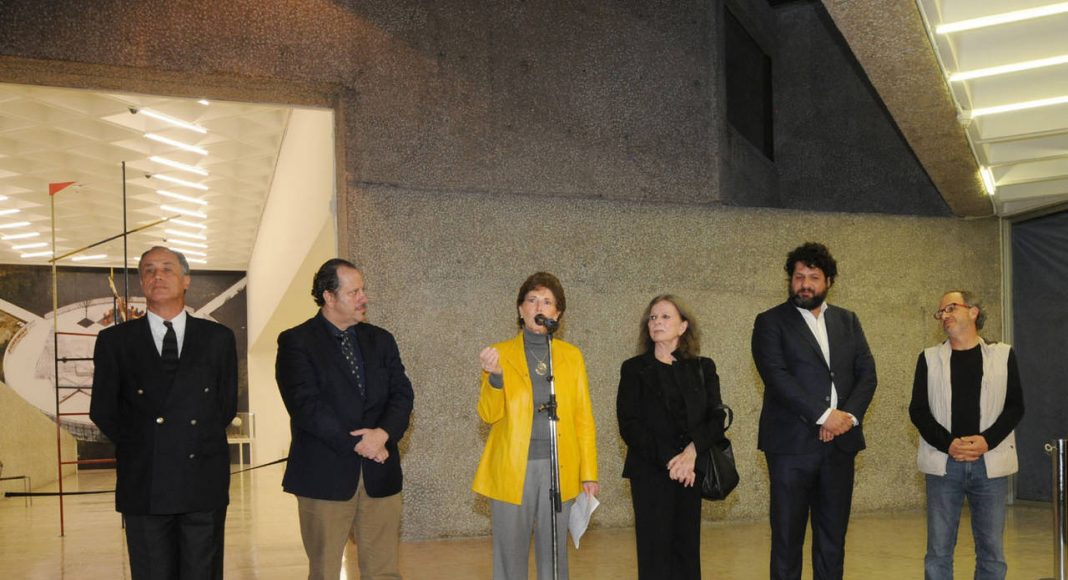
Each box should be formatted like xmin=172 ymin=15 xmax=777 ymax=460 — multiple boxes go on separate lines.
xmin=489 ymin=327 xmax=552 ymax=459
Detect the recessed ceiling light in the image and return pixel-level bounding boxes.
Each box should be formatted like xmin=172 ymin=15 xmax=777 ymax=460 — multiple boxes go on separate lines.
xmin=198 ymin=99 xmax=210 ymax=106
xmin=167 ymin=238 xmax=208 ymax=249
xmin=158 ymin=190 xmax=208 ymax=206
xmin=150 ymin=156 xmax=208 ymax=176
xmin=2 ymin=231 xmax=39 ymax=240
xmin=12 ymin=242 xmax=48 ymax=250
xmin=172 ymin=247 xmax=207 ymax=257
xmin=186 ymin=257 xmax=208 ymax=265
xmin=131 ymin=107 xmax=208 ymax=134
xmin=969 ymin=94 xmax=1068 ymax=117
xmin=0 ymin=194 xmax=7 ymax=201
xmin=149 ymin=173 xmax=209 ymax=191
xmin=144 ymin=133 xmax=208 ymax=156
xmin=936 ymin=2 xmax=1068 ymax=34
xmin=171 ymin=219 xmax=207 ymax=230
xmin=71 ymin=254 xmax=107 ymax=262
xmin=980 ymin=166 xmax=997 ymax=196
xmin=165 ymin=228 xmax=207 ymax=240
xmin=950 ymin=53 xmax=1068 ymax=82
xmin=0 ymin=221 xmax=31 ymax=230
xmin=161 ymin=204 xmax=208 ymax=219
xmin=21 ymin=250 xmax=53 ymax=258
xmin=0 ymin=208 xmax=20 ymax=217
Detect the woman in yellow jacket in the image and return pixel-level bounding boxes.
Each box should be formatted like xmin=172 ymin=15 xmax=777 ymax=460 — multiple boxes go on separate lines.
xmin=473 ymin=271 xmax=599 ymax=580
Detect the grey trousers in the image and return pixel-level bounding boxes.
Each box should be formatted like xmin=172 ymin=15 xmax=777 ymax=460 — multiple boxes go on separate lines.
xmin=491 ymin=458 xmax=573 ymax=580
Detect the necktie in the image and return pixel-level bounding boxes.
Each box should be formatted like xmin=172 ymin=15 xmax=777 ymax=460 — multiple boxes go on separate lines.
xmin=162 ymin=320 xmax=179 ymax=375
xmin=338 ymin=331 xmax=365 ymax=398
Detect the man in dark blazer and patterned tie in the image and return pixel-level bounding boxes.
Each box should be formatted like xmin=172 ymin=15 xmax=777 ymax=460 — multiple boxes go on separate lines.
xmin=751 ymin=242 xmax=878 ymax=580
xmin=90 ymin=246 xmax=238 ymax=580
xmin=276 ymin=258 xmax=414 ymax=580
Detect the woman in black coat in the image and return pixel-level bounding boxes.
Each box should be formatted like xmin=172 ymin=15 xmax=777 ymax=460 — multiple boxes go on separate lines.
xmin=617 ymin=294 xmax=726 ymax=579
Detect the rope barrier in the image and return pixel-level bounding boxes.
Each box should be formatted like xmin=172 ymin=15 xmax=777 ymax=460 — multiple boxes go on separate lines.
xmin=4 ymin=457 xmax=289 ymax=498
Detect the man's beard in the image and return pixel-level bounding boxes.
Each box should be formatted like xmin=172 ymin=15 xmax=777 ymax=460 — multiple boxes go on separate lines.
xmin=790 ymin=288 xmax=828 ymax=310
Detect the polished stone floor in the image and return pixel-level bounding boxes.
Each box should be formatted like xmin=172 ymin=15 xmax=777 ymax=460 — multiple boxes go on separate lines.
xmin=0 ymin=465 xmax=1057 ymax=579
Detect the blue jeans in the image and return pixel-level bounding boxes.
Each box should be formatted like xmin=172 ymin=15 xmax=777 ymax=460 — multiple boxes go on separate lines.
xmin=924 ymin=456 xmax=1008 ymax=580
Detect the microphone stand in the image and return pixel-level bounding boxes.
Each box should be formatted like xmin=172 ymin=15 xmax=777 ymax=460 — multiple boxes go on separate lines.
xmin=537 ymin=326 xmax=563 ymax=580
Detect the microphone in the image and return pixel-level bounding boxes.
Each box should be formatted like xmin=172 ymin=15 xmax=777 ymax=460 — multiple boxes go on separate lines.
xmin=534 ymin=313 xmax=559 ymax=332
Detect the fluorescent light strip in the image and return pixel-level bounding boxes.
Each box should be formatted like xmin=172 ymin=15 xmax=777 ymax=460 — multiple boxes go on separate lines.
xmin=165 ymin=228 xmax=207 ymax=240
xmin=980 ymin=167 xmax=997 ymax=196
xmin=144 ymin=133 xmax=208 ymax=155
xmin=171 ymin=219 xmax=207 ymax=230
xmin=0 ymin=208 xmax=19 ymax=217
xmin=151 ymin=173 xmax=209 ymax=190
xmin=12 ymin=242 xmax=48 ymax=250
xmin=0 ymin=221 xmax=31 ymax=230
xmin=937 ymin=2 xmax=1068 ymax=34
xmin=970 ymin=94 xmax=1068 ymax=117
xmin=186 ymin=257 xmax=208 ymax=265
xmin=951 ymin=53 xmax=1068 ymax=81
xmin=0 ymin=194 xmax=7 ymax=201
xmin=158 ymin=190 xmax=208 ymax=206
xmin=161 ymin=204 xmax=208 ymax=219
xmin=172 ymin=247 xmax=207 ymax=257
xmin=135 ymin=108 xmax=208 ymax=134
xmin=71 ymin=254 xmax=107 ymax=262
xmin=21 ymin=250 xmax=53 ymax=258
xmin=150 ymin=156 xmax=208 ymax=176
xmin=198 ymin=99 xmax=210 ymax=106
xmin=2 ymin=231 xmax=39 ymax=240
xmin=167 ymin=238 xmax=208 ymax=249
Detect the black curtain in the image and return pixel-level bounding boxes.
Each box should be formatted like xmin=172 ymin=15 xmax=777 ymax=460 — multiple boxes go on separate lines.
xmin=1012 ymin=210 xmax=1068 ymax=501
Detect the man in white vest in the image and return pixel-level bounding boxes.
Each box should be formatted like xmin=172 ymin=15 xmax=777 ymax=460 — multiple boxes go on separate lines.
xmin=908 ymin=290 xmax=1024 ymax=580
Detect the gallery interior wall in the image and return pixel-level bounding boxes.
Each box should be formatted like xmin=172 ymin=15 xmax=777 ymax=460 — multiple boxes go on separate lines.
xmin=245 ymin=107 xmax=337 ymax=464
xmin=0 ymin=0 xmax=1004 ymax=540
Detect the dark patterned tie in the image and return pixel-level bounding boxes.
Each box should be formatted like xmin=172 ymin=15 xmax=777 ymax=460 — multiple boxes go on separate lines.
xmin=338 ymin=331 xmax=365 ymax=398
xmin=162 ymin=320 xmax=179 ymax=375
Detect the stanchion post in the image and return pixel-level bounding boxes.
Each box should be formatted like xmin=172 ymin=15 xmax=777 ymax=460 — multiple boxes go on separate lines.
xmin=1044 ymin=439 xmax=1068 ymax=580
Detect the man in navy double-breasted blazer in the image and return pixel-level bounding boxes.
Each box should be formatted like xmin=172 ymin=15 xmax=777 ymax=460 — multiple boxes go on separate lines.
xmin=752 ymin=242 xmax=878 ymax=580
xmin=276 ymin=258 xmax=414 ymax=580
xmin=91 ymin=246 xmax=238 ymax=580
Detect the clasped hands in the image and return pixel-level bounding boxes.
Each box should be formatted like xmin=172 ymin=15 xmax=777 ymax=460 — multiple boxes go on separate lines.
xmin=352 ymin=427 xmax=389 ymax=463
xmin=667 ymin=443 xmax=698 ymax=488
xmin=818 ymin=409 xmax=855 ymax=443
xmin=949 ymin=435 xmax=989 ymax=462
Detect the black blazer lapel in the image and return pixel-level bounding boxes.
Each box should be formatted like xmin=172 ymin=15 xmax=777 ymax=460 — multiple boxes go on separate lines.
xmin=128 ymin=316 xmax=174 ymax=404
xmin=783 ymin=303 xmax=829 ymax=369
xmin=317 ymin=320 xmax=356 ymax=389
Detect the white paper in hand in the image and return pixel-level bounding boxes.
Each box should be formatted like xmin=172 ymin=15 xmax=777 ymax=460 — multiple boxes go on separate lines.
xmin=568 ymin=491 xmax=600 ymax=549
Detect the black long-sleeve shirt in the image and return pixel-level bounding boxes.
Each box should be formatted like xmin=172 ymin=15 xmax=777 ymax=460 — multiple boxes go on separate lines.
xmin=908 ymin=345 xmax=1024 ymax=453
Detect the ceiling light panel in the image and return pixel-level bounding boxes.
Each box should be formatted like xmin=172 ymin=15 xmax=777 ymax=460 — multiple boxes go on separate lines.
xmin=0 ymin=82 xmax=292 ymax=269
xmin=936 ymin=2 xmax=1068 ymax=34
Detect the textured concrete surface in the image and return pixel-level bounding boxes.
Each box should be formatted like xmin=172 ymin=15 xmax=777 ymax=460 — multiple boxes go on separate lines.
xmin=821 ymin=0 xmax=992 ymax=217
xmin=349 ymin=187 xmax=1001 ymax=538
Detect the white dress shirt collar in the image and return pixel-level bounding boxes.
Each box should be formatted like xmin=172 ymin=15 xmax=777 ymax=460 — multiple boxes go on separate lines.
xmin=146 ymin=309 xmax=188 ymax=357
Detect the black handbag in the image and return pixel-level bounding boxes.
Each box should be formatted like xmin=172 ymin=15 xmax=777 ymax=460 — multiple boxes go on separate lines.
xmin=697 ymin=404 xmax=739 ymax=501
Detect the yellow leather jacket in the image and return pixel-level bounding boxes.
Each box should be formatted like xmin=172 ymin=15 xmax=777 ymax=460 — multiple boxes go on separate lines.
xmin=472 ymin=333 xmax=598 ymax=505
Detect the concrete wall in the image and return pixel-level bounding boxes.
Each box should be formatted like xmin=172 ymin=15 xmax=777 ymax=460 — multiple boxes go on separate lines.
xmin=348 ymin=187 xmax=1000 ymax=538
xmin=0 ymin=0 xmax=1000 ymax=539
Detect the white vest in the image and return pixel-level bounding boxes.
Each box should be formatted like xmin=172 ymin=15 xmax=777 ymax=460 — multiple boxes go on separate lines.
xmin=916 ymin=339 xmax=1018 ymax=478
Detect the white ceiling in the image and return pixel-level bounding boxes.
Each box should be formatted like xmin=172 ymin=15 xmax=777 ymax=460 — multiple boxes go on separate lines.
xmin=0 ymin=82 xmax=293 ymax=270
xmin=917 ymin=0 xmax=1068 ymax=217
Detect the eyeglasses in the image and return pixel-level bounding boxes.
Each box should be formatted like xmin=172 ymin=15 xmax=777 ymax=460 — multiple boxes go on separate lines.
xmin=933 ymin=303 xmax=972 ymax=319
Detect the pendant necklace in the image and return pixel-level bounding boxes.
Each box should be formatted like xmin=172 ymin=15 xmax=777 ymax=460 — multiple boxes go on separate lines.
xmin=528 ymin=349 xmax=548 ymax=376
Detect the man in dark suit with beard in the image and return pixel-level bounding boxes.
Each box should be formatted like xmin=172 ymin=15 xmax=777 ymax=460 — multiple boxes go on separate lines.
xmin=276 ymin=258 xmax=414 ymax=580
xmin=90 ymin=246 xmax=238 ymax=580
xmin=751 ymin=242 xmax=878 ymax=580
